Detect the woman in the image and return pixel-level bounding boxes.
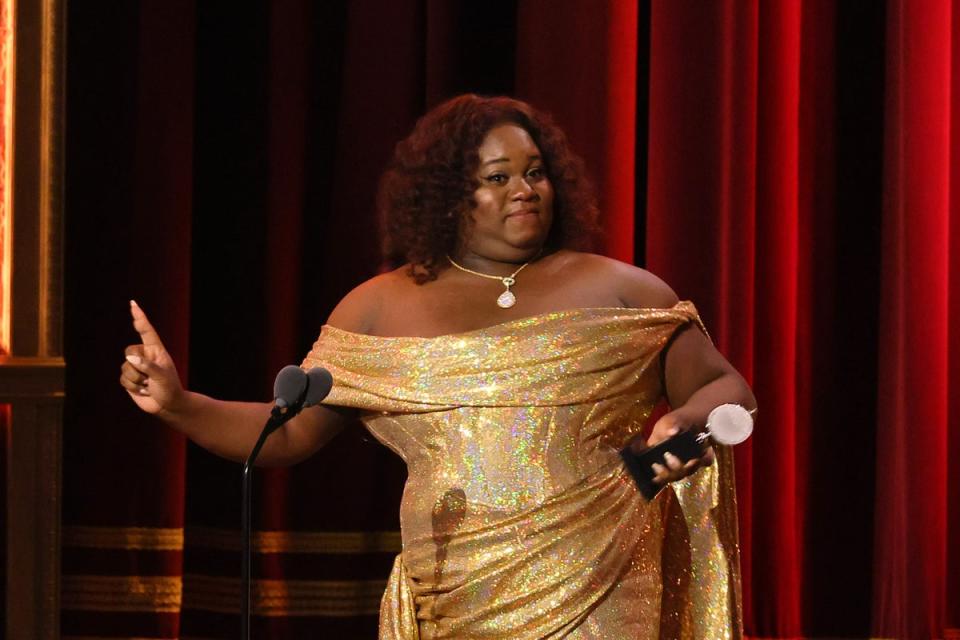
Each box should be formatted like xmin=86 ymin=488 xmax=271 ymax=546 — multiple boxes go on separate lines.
xmin=120 ymin=94 xmax=755 ymax=639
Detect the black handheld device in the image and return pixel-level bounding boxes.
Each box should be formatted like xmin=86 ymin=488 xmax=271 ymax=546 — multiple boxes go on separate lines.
xmin=620 ymin=430 xmax=705 ymax=500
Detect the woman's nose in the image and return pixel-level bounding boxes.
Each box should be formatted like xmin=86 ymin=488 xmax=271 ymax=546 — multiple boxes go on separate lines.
xmin=511 ymin=177 xmax=538 ymax=200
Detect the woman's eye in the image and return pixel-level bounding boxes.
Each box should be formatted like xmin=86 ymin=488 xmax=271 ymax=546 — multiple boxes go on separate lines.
xmin=526 ymin=167 xmax=545 ymax=179
xmin=485 ymin=174 xmax=508 ymax=184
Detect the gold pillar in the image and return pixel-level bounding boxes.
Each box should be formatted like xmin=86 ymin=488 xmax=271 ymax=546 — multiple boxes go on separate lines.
xmin=0 ymin=0 xmax=65 ymax=638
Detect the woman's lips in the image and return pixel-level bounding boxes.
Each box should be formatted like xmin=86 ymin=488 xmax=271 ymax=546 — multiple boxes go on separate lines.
xmin=506 ymin=209 xmax=539 ymax=219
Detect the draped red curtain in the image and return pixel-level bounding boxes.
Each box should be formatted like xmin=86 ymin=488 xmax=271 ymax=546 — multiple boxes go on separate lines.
xmin=648 ymin=1 xmax=958 ymax=639
xmin=873 ymin=1 xmax=958 ymax=637
xmin=515 ymin=0 xmax=638 ymax=262
xmin=647 ymin=2 xmax=815 ymax=635
xmin=61 ymin=1 xmax=194 ymax=636
xmin=57 ymin=1 xmax=958 ymax=638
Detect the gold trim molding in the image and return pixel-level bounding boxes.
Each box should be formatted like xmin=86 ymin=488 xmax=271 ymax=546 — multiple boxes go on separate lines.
xmin=10 ymin=0 xmax=63 ymax=359
xmin=62 ymin=525 xmax=403 ymax=554
xmin=187 ymin=526 xmax=402 ymax=554
xmin=184 ymin=574 xmax=385 ymax=617
xmin=61 ymin=575 xmax=182 ymax=614
xmin=60 ymin=574 xmax=386 ymax=617
xmin=0 ymin=354 xmax=63 ymax=400
xmin=63 ymin=525 xmax=184 ymax=551
xmin=3 ymin=1 xmax=66 ymax=639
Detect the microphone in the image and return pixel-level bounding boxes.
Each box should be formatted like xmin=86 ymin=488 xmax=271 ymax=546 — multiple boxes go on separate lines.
xmin=270 ymin=365 xmax=334 ymax=426
xmin=621 ymin=403 xmax=754 ymax=500
xmin=273 ymin=365 xmax=308 ymax=409
xmin=241 ymin=364 xmax=332 ymax=640
xmin=303 ymin=367 xmax=334 ymax=407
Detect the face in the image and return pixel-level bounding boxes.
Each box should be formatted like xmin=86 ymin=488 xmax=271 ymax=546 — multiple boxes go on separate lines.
xmin=461 ymin=124 xmax=554 ymax=262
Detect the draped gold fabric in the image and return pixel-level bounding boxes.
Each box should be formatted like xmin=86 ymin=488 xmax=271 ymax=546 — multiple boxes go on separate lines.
xmin=303 ymin=302 xmax=742 ymax=639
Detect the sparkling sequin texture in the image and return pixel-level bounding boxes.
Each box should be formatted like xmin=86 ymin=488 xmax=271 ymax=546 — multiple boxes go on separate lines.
xmin=302 ymin=302 xmax=742 ymax=639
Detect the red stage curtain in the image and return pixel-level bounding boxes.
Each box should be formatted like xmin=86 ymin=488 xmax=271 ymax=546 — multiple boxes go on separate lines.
xmin=648 ymin=1 xmax=958 ymax=638
xmin=951 ymin=1 xmax=960 ymax=631
xmin=515 ymin=0 xmax=638 ymax=262
xmin=873 ymin=0 xmax=958 ymax=637
xmin=61 ymin=0 xmax=194 ymax=636
xmin=647 ymin=2 xmax=805 ymax=634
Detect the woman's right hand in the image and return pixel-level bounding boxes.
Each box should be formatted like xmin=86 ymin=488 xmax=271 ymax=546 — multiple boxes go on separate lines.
xmin=119 ymin=300 xmax=185 ymax=417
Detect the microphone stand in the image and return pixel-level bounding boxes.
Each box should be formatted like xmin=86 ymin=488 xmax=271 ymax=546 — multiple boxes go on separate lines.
xmin=240 ymin=404 xmax=299 ymax=640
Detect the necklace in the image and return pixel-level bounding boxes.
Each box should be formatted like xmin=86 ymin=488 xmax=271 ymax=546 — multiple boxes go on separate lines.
xmin=446 ymin=254 xmax=534 ymax=308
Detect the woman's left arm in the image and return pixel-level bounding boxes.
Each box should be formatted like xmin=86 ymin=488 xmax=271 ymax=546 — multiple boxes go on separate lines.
xmin=601 ymin=255 xmax=757 ymax=484
xmin=646 ymin=324 xmax=757 ymax=484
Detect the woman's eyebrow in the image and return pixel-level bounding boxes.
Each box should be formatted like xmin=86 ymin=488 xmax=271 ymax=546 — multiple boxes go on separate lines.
xmin=481 ymin=154 xmax=542 ymax=167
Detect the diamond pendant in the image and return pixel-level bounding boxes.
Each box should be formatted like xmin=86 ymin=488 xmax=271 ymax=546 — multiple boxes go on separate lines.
xmin=497 ymin=276 xmax=517 ymax=308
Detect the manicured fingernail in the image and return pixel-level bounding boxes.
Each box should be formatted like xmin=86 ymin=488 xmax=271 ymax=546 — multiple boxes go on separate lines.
xmin=668 ymin=427 xmax=679 ymax=436
xmin=130 ymin=299 xmax=138 ymax=307
xmin=126 ymin=355 xmax=142 ymax=366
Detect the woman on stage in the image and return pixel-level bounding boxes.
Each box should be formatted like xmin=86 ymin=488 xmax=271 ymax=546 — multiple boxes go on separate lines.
xmin=120 ymin=94 xmax=755 ymax=639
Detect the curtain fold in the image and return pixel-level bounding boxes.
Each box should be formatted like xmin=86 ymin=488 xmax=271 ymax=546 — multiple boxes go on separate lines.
xmin=515 ymin=0 xmax=638 ymax=263
xmin=873 ymin=1 xmax=955 ymax=638
xmin=646 ymin=1 xmax=805 ymax=634
xmin=62 ymin=0 xmax=194 ymax=636
xmin=950 ymin=2 xmax=960 ymax=630
xmin=645 ymin=1 xmax=903 ymax=637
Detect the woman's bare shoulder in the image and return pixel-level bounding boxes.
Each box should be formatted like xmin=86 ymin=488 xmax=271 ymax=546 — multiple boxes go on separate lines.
xmin=559 ymin=250 xmax=679 ymax=309
xmin=325 ymin=266 xmax=415 ymax=334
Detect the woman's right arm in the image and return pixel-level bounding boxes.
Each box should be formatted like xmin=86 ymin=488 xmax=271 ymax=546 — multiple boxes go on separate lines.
xmin=119 ymin=300 xmax=350 ymax=467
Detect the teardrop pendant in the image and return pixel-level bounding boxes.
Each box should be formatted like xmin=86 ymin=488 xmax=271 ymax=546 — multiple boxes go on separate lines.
xmin=497 ymin=289 xmax=516 ymax=308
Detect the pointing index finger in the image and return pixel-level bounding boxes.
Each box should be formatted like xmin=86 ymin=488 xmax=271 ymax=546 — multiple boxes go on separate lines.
xmin=129 ymin=300 xmax=164 ymax=348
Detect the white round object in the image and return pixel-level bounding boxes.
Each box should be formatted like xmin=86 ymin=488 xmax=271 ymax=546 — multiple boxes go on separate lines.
xmin=706 ymin=403 xmax=754 ymax=445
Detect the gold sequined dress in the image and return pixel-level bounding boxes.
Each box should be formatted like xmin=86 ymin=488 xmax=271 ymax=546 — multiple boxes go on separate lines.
xmin=303 ymin=302 xmax=742 ymax=639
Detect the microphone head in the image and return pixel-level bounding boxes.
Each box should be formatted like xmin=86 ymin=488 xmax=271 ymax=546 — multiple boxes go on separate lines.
xmin=303 ymin=367 xmax=334 ymax=407
xmin=706 ymin=403 xmax=754 ymax=445
xmin=273 ymin=365 xmax=307 ymax=408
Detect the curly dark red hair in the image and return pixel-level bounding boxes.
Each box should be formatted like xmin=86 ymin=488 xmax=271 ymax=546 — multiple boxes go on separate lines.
xmin=378 ymin=94 xmax=600 ymax=283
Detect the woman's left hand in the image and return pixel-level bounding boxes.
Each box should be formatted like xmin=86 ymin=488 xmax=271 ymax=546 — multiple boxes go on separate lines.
xmin=644 ymin=409 xmax=715 ymax=486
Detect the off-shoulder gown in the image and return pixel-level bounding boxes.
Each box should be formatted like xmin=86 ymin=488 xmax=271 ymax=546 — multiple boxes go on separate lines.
xmin=302 ymin=302 xmax=742 ymax=639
